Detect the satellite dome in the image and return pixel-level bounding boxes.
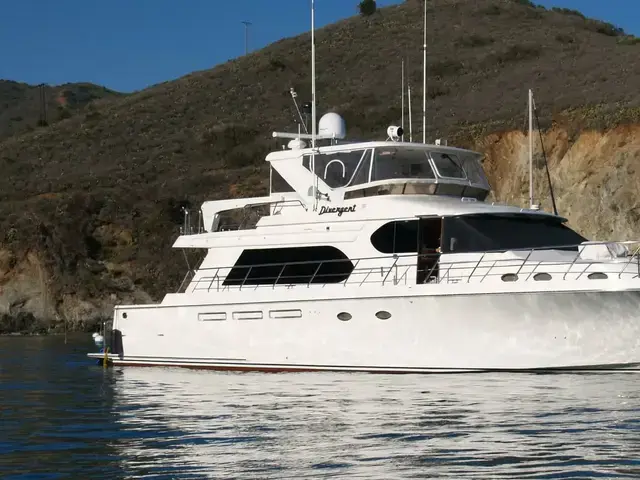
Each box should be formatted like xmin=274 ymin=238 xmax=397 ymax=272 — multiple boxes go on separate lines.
xmin=287 ymin=138 xmax=307 ymax=150
xmin=318 ymin=112 xmax=346 ymax=139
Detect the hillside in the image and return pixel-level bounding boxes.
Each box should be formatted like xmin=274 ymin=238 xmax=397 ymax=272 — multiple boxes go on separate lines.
xmin=0 ymin=80 xmax=123 ymax=142
xmin=1 ymin=0 xmax=640 ymax=333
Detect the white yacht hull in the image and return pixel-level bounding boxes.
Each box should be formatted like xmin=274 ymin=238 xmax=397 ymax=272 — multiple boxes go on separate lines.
xmin=90 ymin=287 xmax=640 ymax=372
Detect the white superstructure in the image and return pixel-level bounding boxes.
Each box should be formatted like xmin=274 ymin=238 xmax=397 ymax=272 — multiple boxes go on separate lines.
xmin=89 ymin=117 xmax=640 ymax=372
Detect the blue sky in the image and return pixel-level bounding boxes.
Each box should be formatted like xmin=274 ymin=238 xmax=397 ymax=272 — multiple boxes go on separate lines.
xmin=0 ymin=0 xmax=637 ymax=93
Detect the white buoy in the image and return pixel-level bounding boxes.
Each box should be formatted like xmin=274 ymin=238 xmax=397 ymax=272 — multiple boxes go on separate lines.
xmin=93 ymin=334 xmax=104 ymax=347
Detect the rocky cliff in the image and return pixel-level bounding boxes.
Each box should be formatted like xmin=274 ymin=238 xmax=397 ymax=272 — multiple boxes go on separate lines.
xmin=480 ymin=122 xmax=640 ymax=240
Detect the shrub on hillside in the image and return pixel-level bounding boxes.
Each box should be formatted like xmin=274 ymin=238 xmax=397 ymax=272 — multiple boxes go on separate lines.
xmin=555 ymin=33 xmax=575 ymax=44
xmin=481 ymin=5 xmax=501 ymax=15
xmin=456 ymin=35 xmax=494 ymax=48
xmin=491 ymin=44 xmax=542 ymax=65
xmin=585 ymin=19 xmax=625 ymax=37
xmin=429 ymin=60 xmax=464 ymax=77
xmin=552 ymin=7 xmax=585 ymax=19
xmin=427 ymin=84 xmax=450 ymax=99
xmin=358 ymin=0 xmax=376 ymax=16
xmin=617 ymin=35 xmax=640 ymax=46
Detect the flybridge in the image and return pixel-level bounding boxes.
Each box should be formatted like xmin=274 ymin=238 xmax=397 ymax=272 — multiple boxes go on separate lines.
xmin=266 ymin=140 xmax=492 ymax=205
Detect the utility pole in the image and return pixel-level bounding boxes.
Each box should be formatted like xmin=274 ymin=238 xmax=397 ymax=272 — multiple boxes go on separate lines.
xmin=38 ymin=83 xmax=48 ymax=126
xmin=241 ymin=21 xmax=252 ymax=55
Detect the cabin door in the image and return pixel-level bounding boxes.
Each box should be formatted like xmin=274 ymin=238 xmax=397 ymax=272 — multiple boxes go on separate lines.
xmin=416 ymin=217 xmax=442 ymax=284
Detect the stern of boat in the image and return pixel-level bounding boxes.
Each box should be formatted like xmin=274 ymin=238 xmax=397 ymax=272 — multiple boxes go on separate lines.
xmin=87 ymin=307 xmax=127 ymax=365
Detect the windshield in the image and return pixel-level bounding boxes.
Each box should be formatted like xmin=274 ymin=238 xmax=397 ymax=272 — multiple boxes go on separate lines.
xmin=303 ymin=149 xmax=372 ymax=188
xmin=303 ymin=146 xmax=489 ymax=190
xmin=430 ymin=152 xmax=466 ymax=179
xmin=371 ymin=148 xmax=436 ymax=181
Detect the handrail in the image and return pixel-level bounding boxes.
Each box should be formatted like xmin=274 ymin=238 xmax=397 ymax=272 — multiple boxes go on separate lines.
xmin=239 ymin=266 xmax=253 ymax=290
xmin=478 ymin=260 xmax=496 ymax=283
xmin=193 ymin=240 xmax=635 ymax=274
xmin=575 ymin=262 xmax=594 ymax=281
xmin=515 ymin=248 xmax=534 ymax=276
xmin=620 ymin=244 xmax=640 ymax=279
xmin=183 ymin=240 xmax=640 ymax=292
xmin=382 ymin=255 xmax=399 ymax=285
xmin=176 ymin=270 xmax=194 ymax=293
xmin=188 ymin=259 xmax=638 ymax=292
xmin=274 ymin=263 xmax=287 ymax=287
xmin=525 ymin=261 xmax=543 ymax=281
xmin=347 ymin=259 xmax=361 ymax=287
xmin=563 ymin=253 xmax=580 ymax=281
xmin=308 ymin=262 xmax=324 ymax=287
xmin=466 ymin=252 xmax=486 ymax=283
xmin=197 ymin=199 xmax=310 ymax=233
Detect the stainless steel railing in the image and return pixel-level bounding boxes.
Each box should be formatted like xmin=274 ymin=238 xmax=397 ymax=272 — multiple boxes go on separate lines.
xmin=178 ymin=241 xmax=640 ymax=293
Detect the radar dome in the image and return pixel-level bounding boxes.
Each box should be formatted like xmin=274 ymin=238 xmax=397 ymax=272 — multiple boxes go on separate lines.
xmin=287 ymin=138 xmax=307 ymax=150
xmin=318 ymin=112 xmax=346 ymax=139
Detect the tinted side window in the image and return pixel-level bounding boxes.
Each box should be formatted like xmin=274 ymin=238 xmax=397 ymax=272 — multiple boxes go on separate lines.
xmin=443 ymin=215 xmax=587 ymax=253
xmin=271 ymin=168 xmax=294 ymax=193
xmin=371 ymin=220 xmax=419 ymax=253
xmin=224 ymin=246 xmax=353 ymax=285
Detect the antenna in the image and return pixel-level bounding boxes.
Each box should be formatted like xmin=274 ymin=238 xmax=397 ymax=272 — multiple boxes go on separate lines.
xmin=531 ymin=93 xmax=559 ymax=216
xmin=241 ymin=21 xmax=252 ymax=55
xmin=289 ymin=88 xmax=309 ymax=134
xmin=311 ymin=0 xmax=318 ymax=211
xmin=528 ymin=88 xmax=534 ymax=209
xmin=422 ymin=0 xmax=427 ymax=144
xmin=408 ymin=79 xmax=413 ymax=143
xmin=401 ymin=59 xmax=405 ymax=142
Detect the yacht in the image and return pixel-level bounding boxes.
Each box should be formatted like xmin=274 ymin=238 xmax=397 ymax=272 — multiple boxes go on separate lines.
xmin=88 ymin=112 xmax=640 ymax=372
xmin=89 ymin=0 xmax=640 ymax=372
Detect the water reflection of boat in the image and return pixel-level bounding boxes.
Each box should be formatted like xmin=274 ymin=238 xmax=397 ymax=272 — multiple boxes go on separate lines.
xmin=111 ymin=368 xmax=640 ymax=478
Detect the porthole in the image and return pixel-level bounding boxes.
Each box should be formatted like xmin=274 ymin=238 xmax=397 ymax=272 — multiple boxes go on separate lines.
xmin=501 ymin=273 xmax=518 ymax=282
xmin=375 ymin=311 xmax=392 ymax=320
xmin=122 ymin=312 xmax=128 ymax=319
xmin=533 ymin=273 xmax=552 ymax=281
xmin=588 ymin=272 xmax=608 ymax=280
xmin=337 ymin=312 xmax=352 ymax=321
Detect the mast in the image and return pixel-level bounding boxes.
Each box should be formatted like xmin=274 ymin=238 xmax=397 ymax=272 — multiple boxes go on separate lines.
xmin=528 ymin=88 xmax=534 ymax=209
xmin=401 ymin=58 xmax=405 ymax=142
xmin=311 ymin=0 xmax=318 ymax=210
xmin=408 ymin=81 xmax=413 ymax=143
xmin=422 ymin=0 xmax=427 ymax=144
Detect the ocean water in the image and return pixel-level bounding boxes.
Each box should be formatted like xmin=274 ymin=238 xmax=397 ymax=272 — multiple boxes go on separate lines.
xmin=0 ymin=336 xmax=639 ymax=479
